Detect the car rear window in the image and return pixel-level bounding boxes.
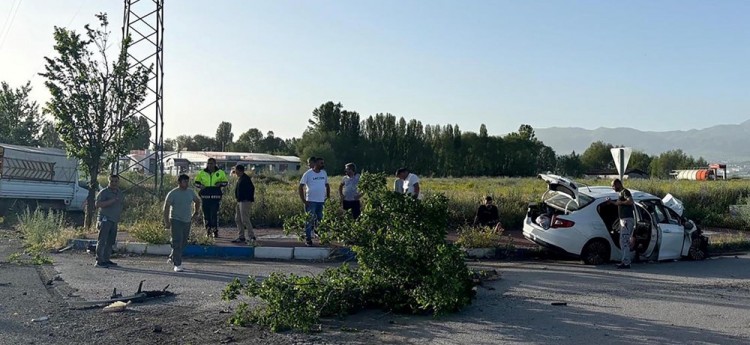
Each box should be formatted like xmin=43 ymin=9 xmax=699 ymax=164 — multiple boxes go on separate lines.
xmin=543 ymin=191 xmax=594 ymax=212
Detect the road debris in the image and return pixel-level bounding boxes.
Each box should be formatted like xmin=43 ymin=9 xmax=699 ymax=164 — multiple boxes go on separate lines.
xmin=69 ymin=280 xmax=174 ymax=308
xmin=103 ymin=301 xmax=130 ymax=313
xmin=32 ymin=316 xmax=50 ymax=322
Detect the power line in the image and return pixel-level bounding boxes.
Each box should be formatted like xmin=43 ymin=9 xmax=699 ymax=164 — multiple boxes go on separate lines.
xmin=0 ymin=0 xmax=23 ymax=51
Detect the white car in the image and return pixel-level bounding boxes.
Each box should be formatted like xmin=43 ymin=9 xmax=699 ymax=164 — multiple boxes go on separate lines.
xmin=523 ymin=174 xmax=709 ymax=265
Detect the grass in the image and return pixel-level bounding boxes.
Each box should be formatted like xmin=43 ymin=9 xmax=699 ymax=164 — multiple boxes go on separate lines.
xmin=16 ymin=208 xmax=84 ymax=253
xmin=455 ymin=225 xmax=503 ymax=249
xmin=95 ymin=172 xmax=750 ymax=245
xmin=708 ymin=232 xmax=750 ymax=253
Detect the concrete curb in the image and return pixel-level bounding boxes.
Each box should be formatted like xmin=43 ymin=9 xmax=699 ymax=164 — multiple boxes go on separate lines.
xmin=69 ymin=239 xmax=538 ymax=261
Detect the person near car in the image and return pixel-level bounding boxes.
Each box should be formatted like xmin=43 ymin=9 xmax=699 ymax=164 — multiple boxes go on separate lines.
xmin=299 ymin=157 xmax=330 ymax=246
xmin=473 ymin=196 xmax=505 ymax=233
xmin=339 ymin=163 xmax=362 ymax=219
xmin=609 ymin=178 xmax=635 ymax=269
xmin=232 ymin=164 xmax=256 ymax=245
xmin=194 ymin=158 xmax=228 ymax=238
xmin=94 ymin=174 xmax=124 ymax=268
xmin=395 ymin=168 xmax=420 ymax=199
xmin=164 ymin=174 xmax=201 ymax=272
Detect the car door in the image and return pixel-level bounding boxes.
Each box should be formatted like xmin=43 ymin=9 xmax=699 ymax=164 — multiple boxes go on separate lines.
xmin=633 ymin=203 xmax=658 ymax=259
xmin=650 ymin=202 xmax=685 ymax=260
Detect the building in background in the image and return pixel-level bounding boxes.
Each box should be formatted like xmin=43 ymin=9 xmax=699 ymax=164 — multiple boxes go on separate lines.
xmin=121 ymin=150 xmax=301 ymax=176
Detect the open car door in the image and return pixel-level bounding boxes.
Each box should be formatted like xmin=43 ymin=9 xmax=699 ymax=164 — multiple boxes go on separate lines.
xmin=633 ymin=203 xmax=659 ymax=260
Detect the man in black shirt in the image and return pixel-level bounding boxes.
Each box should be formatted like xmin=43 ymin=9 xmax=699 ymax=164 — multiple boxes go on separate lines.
xmin=473 ymin=196 xmax=504 ymax=233
xmin=609 ymin=179 xmax=635 ymax=269
xmin=232 ymin=164 xmax=256 ymax=245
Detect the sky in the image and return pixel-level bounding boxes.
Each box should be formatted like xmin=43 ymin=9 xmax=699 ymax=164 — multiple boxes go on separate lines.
xmin=1 ymin=0 xmax=748 ymax=140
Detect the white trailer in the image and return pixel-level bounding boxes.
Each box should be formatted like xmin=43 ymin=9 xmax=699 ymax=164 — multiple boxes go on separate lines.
xmin=0 ymin=143 xmax=88 ymax=214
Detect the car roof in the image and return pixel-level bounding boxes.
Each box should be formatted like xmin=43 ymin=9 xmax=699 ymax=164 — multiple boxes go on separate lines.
xmin=579 ymin=186 xmax=659 ymax=201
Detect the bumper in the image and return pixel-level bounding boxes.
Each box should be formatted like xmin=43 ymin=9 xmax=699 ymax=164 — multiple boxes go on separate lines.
xmin=523 ymin=219 xmax=581 ymax=257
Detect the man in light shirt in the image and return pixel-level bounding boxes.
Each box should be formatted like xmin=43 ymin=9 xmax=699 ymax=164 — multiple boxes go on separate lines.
xmin=299 ymin=157 xmax=330 ymax=246
xmin=339 ymin=163 xmax=361 ymax=219
xmin=395 ymin=168 xmax=420 ymax=199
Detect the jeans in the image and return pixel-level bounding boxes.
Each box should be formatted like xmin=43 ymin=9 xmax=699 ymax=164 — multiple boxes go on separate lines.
xmin=169 ymin=219 xmax=191 ymax=266
xmin=342 ymin=200 xmax=361 ymax=219
xmin=95 ymin=220 xmax=118 ymax=264
xmin=202 ymin=199 xmax=220 ymax=229
xmin=619 ymin=218 xmax=634 ymax=265
xmin=304 ymin=202 xmax=325 ymax=241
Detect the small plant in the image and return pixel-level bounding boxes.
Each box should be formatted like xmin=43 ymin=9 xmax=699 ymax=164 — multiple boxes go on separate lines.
xmin=189 ymin=223 xmax=215 ymax=246
xmin=7 ymin=252 xmax=22 ymax=263
xmin=6 ymin=251 xmax=53 ymax=265
xmin=16 ymin=208 xmax=80 ymax=252
xmin=455 ymin=225 xmax=502 ymax=249
xmin=127 ymin=220 xmax=170 ymax=245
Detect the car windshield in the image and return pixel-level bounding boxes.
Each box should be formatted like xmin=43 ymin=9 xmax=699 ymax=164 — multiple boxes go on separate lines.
xmin=543 ymin=190 xmax=594 ymax=212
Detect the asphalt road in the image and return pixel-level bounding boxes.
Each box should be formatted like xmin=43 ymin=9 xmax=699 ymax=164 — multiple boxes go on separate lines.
xmin=2 ymin=232 xmax=749 ymax=344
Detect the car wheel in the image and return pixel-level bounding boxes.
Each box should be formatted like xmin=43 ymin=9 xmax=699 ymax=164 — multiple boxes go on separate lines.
xmin=687 ymin=236 xmax=708 ymax=261
xmin=581 ymin=239 xmax=610 ymax=265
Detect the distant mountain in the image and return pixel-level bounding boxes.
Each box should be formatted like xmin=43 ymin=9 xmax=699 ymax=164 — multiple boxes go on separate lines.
xmin=534 ymin=120 xmax=750 ymax=163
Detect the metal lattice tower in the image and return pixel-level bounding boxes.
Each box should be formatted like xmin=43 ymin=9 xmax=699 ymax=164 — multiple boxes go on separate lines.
xmin=120 ymin=0 xmax=165 ymax=196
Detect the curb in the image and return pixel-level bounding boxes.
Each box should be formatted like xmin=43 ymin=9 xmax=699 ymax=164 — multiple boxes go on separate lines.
xmin=68 ymin=239 xmax=333 ymax=261
xmin=69 ymin=239 xmax=539 ymax=261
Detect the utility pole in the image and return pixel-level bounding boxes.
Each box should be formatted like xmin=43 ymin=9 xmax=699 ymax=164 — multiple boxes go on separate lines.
xmin=119 ymin=0 xmax=165 ymax=196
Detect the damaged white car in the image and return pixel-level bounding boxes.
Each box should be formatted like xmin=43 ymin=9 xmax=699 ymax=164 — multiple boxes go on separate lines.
xmin=523 ymin=174 xmax=709 ymax=265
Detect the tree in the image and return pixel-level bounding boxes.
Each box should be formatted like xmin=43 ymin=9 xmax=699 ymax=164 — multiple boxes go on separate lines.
xmin=556 ymin=151 xmax=585 ymax=177
xmin=162 ymin=138 xmax=176 ymax=151
xmin=193 ymin=134 xmax=217 ymax=151
xmin=40 ymin=13 xmax=150 ymax=228
xmin=215 ymin=121 xmax=233 ymax=151
xmin=234 ymin=128 xmax=264 ymax=152
xmin=38 ymin=122 xmax=65 ymax=148
xmin=125 ymin=116 xmax=151 ymax=150
xmin=628 ymin=150 xmax=653 ymax=174
xmin=0 ymin=81 xmax=44 ymax=146
xmin=581 ymin=141 xmax=615 ymax=171
xmin=174 ymin=135 xmax=198 ymax=151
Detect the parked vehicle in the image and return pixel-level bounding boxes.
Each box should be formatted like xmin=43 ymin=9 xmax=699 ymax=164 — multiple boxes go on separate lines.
xmin=523 ymin=174 xmax=708 ymax=265
xmin=0 ymin=143 xmax=88 ymax=216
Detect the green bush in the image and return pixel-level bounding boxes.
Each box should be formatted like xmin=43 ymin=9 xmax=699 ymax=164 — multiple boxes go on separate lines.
xmin=224 ymin=172 xmax=475 ymax=332
xmin=17 ymin=208 xmax=81 ymax=252
xmin=455 ymin=225 xmax=502 ymax=248
xmin=127 ymin=220 xmax=170 ymax=245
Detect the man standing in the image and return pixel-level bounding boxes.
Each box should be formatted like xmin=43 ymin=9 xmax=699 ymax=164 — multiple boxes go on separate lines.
xmin=94 ymin=174 xmax=124 ymax=268
xmin=610 ymin=178 xmax=635 ymax=269
xmin=299 ymin=157 xmax=329 ymax=246
xmin=395 ymin=168 xmax=421 ymax=199
xmin=194 ymin=158 xmax=228 ymax=238
xmin=232 ymin=164 xmax=256 ymax=245
xmin=339 ymin=163 xmax=361 ymax=219
xmin=164 ymin=174 xmax=201 ymax=272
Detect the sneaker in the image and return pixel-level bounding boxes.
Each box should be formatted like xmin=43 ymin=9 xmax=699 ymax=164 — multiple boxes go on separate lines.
xmin=105 ymin=261 xmax=118 ymax=267
xmin=173 ymin=265 xmax=184 ymax=272
xmin=305 ymin=239 xmax=314 ymax=247
xmin=94 ymin=262 xmax=109 ymax=268
xmin=231 ymin=237 xmax=247 ymax=243
xmin=246 ymin=238 xmax=257 ymax=247
xmin=616 ymin=263 xmax=631 ymax=269
xmin=213 ymin=229 xmax=219 ymax=238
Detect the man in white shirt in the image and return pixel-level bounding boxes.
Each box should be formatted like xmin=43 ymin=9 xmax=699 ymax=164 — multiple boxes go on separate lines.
xmin=339 ymin=162 xmax=361 ymax=219
xmin=395 ymin=168 xmax=420 ymax=199
xmin=299 ymin=157 xmax=330 ymax=246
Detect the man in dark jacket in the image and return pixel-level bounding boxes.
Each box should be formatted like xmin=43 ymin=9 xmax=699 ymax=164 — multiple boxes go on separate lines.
xmin=232 ymin=164 xmax=256 ymax=245
xmin=473 ymin=196 xmax=504 ymax=233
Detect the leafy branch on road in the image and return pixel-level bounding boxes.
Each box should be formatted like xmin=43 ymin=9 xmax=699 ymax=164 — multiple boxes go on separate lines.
xmin=223 ymin=172 xmax=476 ymax=332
